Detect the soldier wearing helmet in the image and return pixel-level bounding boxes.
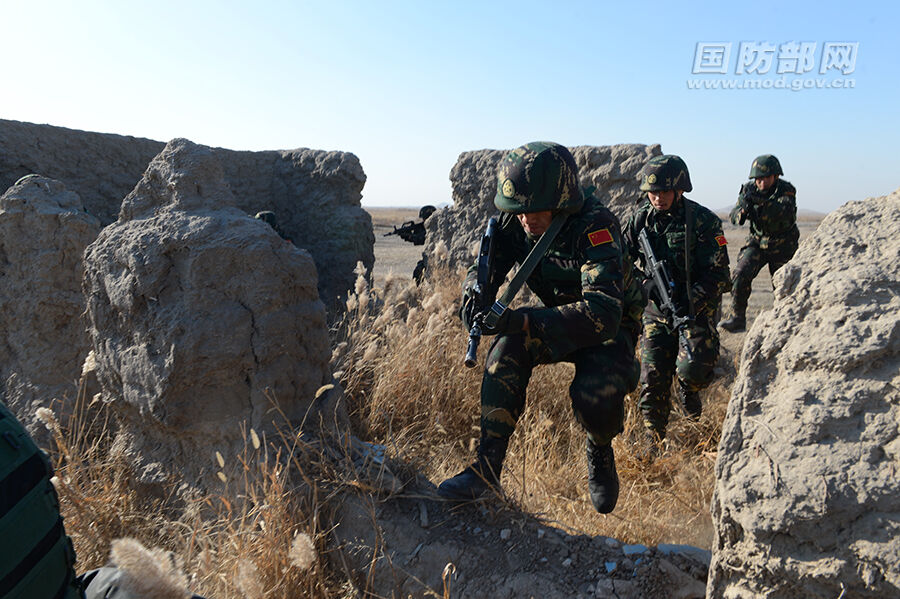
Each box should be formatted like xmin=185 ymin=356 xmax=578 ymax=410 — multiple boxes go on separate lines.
xmin=253 ymin=210 xmax=291 ymax=242
xmin=719 ymin=154 xmax=799 ymax=332
xmin=624 ymin=154 xmax=730 ymax=450
xmin=438 ymin=142 xmax=643 ymax=514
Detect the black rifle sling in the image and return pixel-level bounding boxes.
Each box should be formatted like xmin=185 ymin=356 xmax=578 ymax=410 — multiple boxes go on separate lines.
xmin=482 ymin=212 xmax=568 ymax=329
xmin=683 ymin=197 xmax=695 ymax=317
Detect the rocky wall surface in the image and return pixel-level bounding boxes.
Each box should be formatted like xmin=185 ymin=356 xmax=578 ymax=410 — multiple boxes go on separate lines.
xmin=0 ymin=119 xmax=373 ymax=303
xmin=708 ymin=190 xmax=900 ymax=598
xmin=82 ymin=139 xmax=340 ymax=493
xmin=0 ymin=175 xmax=100 ymax=441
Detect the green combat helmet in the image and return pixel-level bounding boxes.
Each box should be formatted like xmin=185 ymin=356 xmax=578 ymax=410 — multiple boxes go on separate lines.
xmin=494 ymin=142 xmax=584 ymax=214
xmin=639 ymin=154 xmax=693 ymax=192
xmin=748 ymin=154 xmax=783 ymax=178
xmin=254 ymin=210 xmax=279 ymax=228
xmin=419 ymin=205 xmax=437 ymax=220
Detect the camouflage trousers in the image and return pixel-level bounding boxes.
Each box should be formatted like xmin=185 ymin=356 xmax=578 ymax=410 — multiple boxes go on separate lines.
xmin=729 ymin=239 xmax=798 ymax=315
xmin=638 ymin=312 xmax=719 ymax=434
xmin=479 ymin=323 xmax=640 ymax=446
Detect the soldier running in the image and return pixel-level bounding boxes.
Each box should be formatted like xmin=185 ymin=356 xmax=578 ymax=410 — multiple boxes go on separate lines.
xmin=719 ymin=154 xmax=799 ymax=332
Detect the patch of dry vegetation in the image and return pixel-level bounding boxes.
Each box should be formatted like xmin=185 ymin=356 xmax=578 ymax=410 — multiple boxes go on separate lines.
xmin=51 ymin=254 xmax=732 ymax=597
xmin=47 ymin=390 xmax=346 ymax=598
xmin=333 ymin=261 xmax=732 ymax=548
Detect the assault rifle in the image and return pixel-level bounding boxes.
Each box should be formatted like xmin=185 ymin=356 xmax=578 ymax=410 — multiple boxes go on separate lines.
xmin=734 ymin=189 xmax=759 ymax=225
xmin=384 ymin=220 xmax=426 ymax=245
xmin=463 ymin=216 xmax=500 ymax=368
xmin=638 ymin=229 xmax=694 ymax=360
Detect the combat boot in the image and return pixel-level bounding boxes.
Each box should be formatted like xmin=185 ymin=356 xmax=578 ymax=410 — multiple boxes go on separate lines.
xmin=586 ymin=438 xmax=619 ymax=513
xmin=679 ymin=382 xmax=702 ymax=420
xmin=437 ymin=435 xmax=508 ymax=501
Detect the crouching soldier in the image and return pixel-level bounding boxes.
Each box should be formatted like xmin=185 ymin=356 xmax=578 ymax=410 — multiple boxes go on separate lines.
xmin=437 ymin=142 xmax=642 ymax=513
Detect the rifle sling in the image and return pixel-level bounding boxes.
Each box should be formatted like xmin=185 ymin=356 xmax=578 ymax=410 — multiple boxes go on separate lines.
xmin=482 ymin=212 xmax=568 ymax=328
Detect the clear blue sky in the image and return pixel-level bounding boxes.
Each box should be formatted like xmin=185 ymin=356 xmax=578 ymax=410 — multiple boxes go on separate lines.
xmin=2 ymin=0 xmax=896 ymax=212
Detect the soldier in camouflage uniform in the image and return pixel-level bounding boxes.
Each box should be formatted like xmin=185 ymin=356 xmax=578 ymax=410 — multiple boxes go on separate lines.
xmin=437 ymin=142 xmax=643 ymax=514
xmin=719 ymin=155 xmax=799 ymax=332
xmin=1 ymin=400 xmax=208 ymax=598
xmin=624 ymin=155 xmax=730 ymax=445
xmin=253 ymin=210 xmax=291 ymax=242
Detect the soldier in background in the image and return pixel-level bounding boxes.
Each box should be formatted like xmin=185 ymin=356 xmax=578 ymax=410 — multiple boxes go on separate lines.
xmin=438 ymin=142 xmax=643 ymax=513
xmin=385 ymin=205 xmax=435 ymax=246
xmin=383 ymin=205 xmax=436 ymax=283
xmin=624 ymin=155 xmax=730 ymax=449
xmin=719 ymin=155 xmax=799 ymax=332
xmin=253 ymin=210 xmax=291 ymax=242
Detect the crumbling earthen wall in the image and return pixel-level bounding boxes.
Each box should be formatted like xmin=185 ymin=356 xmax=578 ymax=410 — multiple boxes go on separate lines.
xmin=708 ymin=190 xmax=900 ymax=598
xmin=82 ymin=139 xmax=341 ymax=492
xmin=0 ymin=175 xmax=100 ymax=441
xmin=0 ymin=118 xmax=373 ymax=303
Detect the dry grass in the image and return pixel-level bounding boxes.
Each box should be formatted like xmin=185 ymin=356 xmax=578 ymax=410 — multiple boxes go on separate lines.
xmin=46 ymin=387 xmax=347 ymax=598
xmin=333 ymin=262 xmax=730 ymax=549
xmin=51 ymin=257 xmax=731 ymax=598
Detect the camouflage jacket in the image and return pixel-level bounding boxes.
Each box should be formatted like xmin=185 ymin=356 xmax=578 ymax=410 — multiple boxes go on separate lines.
xmin=730 ymin=179 xmax=799 ymax=250
xmin=625 ymin=196 xmax=730 ymax=319
xmin=466 ymin=194 xmax=643 ymax=351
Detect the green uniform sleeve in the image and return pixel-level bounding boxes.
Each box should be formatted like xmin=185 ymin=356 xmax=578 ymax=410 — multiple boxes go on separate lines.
xmin=690 ymin=211 xmax=730 ymax=310
xmin=527 ymin=220 xmax=624 ymax=351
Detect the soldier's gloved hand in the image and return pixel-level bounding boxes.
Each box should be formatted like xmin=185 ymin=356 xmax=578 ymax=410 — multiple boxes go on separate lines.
xmin=460 ymin=288 xmax=480 ymax=331
xmin=481 ymin=308 xmax=525 ymax=336
xmin=641 ymin=278 xmax=660 ymax=307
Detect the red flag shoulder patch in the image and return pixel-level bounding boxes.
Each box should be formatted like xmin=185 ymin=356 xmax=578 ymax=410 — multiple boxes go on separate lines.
xmin=588 ymin=228 xmax=613 ymax=246
xmin=716 ymin=235 xmax=728 ymax=246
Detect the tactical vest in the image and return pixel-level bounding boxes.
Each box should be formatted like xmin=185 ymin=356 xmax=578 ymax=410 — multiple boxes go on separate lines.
xmin=0 ymin=402 xmax=81 ymax=599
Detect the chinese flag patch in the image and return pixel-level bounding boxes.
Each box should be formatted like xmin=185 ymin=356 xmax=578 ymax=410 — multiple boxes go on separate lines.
xmin=588 ymin=228 xmax=613 ymax=246
xmin=716 ymin=235 xmax=728 ymax=246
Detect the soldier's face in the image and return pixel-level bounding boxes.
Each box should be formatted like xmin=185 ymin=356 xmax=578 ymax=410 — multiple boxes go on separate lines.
xmin=754 ymin=175 xmax=777 ymax=192
xmin=517 ymin=210 xmax=554 ymax=235
xmin=647 ymin=190 xmax=679 ymax=211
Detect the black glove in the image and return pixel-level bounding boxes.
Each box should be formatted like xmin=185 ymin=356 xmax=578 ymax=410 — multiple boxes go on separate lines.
xmin=460 ymin=287 xmax=480 ymax=331
xmin=481 ymin=308 xmax=525 ymax=336
xmin=642 ymin=278 xmax=660 ymax=307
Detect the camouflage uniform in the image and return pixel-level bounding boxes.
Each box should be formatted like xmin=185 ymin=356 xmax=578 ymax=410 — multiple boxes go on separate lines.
xmin=0 ymin=400 xmax=208 ymax=599
xmin=473 ymin=194 xmax=643 ymax=446
xmin=625 ymin=158 xmax=730 ymax=437
xmin=725 ymin=158 xmax=798 ymax=324
xmin=439 ymin=142 xmax=642 ymax=513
